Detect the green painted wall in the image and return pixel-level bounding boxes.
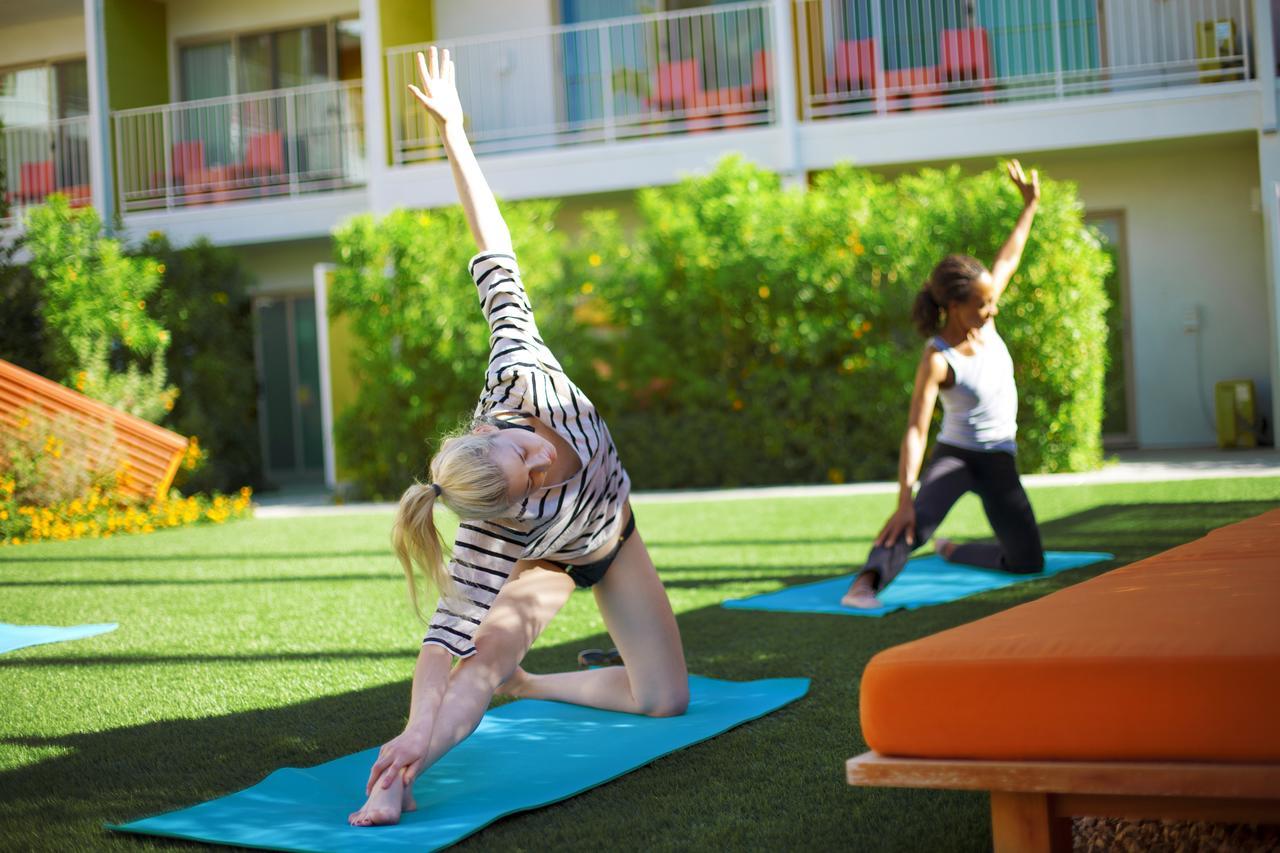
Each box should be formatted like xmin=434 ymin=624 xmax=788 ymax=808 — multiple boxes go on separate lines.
xmin=327 ymin=310 xmax=361 ymax=483
xmin=379 ymin=0 xmax=433 ymax=164
xmin=103 ymin=0 xmax=169 ymax=110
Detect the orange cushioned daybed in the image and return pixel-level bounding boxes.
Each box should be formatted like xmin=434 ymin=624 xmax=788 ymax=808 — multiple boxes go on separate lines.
xmin=848 ymin=508 xmax=1280 ymax=852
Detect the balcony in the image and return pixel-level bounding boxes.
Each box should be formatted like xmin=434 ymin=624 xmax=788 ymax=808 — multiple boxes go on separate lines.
xmin=112 ymin=80 xmax=365 ymax=213
xmin=381 ymin=0 xmax=1256 ymax=181
xmin=387 ymin=1 xmax=776 ymax=165
xmin=1 ymin=116 xmax=92 ymax=227
xmin=798 ymin=0 xmax=1254 ymax=119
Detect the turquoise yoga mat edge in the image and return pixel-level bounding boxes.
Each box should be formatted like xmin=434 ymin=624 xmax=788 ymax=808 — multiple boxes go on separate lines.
xmin=0 ymin=621 xmax=118 ymax=655
xmin=720 ymin=551 xmax=1115 ymax=616
xmin=106 ymin=675 xmax=810 ymax=853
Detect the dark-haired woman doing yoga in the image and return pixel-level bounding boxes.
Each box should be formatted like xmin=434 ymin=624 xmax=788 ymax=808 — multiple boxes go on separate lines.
xmin=843 ymin=161 xmax=1046 ymax=609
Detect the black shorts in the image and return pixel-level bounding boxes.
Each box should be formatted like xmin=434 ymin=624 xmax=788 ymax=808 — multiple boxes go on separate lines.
xmin=548 ymin=513 xmax=637 ymax=589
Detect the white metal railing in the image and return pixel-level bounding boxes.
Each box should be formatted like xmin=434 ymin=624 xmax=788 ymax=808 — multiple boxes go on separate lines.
xmin=112 ymin=80 xmax=365 ymax=213
xmin=1 ymin=116 xmax=92 ymax=226
xmin=798 ymin=0 xmax=1255 ymax=119
xmin=388 ymin=1 xmax=774 ymax=165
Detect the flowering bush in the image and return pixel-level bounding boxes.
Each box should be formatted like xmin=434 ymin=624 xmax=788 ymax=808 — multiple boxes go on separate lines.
xmin=0 ymin=408 xmax=252 ymax=547
xmin=0 ymin=482 xmax=252 ymax=546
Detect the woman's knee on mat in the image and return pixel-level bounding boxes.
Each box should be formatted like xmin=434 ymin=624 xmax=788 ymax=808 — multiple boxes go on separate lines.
xmin=635 ymin=678 xmax=689 ymax=718
xmin=1004 ymin=550 xmax=1045 ymax=573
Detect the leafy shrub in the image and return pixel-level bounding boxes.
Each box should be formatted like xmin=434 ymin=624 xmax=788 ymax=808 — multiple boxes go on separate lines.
xmin=133 ymin=233 xmax=263 ymax=494
xmin=23 ymin=195 xmax=177 ymax=423
xmin=331 ymin=158 xmax=1109 ymax=493
xmin=0 ymin=233 xmax=49 ymax=377
xmin=554 ymin=158 xmax=1109 ymax=485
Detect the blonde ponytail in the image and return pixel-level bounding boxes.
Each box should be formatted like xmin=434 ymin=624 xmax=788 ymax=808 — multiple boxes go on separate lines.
xmin=392 ymin=427 xmax=513 ymax=617
xmin=392 ymin=482 xmax=450 ymax=616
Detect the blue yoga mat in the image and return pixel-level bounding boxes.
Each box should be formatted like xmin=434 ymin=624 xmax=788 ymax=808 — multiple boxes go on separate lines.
xmin=109 ymin=675 xmax=809 ymax=852
xmin=722 ymin=551 xmax=1113 ymax=616
xmin=0 ymin=621 xmax=117 ymax=655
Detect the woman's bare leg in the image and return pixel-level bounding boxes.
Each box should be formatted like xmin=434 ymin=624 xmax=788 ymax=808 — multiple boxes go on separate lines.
xmin=501 ymin=530 xmax=689 ymax=717
xmin=348 ymin=561 xmax=574 ymax=826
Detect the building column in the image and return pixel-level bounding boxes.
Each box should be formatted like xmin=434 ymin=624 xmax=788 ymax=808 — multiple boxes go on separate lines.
xmin=83 ymin=0 xmax=115 ymax=226
xmin=1255 ymin=0 xmax=1280 ymax=445
xmin=360 ymin=0 xmax=389 ymax=212
xmin=770 ymin=0 xmax=804 ymax=189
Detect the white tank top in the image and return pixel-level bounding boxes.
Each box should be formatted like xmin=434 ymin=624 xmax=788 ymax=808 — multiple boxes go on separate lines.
xmin=932 ymin=322 xmax=1018 ymax=453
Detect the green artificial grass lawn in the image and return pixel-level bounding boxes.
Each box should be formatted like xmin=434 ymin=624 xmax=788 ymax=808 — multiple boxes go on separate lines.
xmin=0 ymin=476 xmax=1277 ymax=852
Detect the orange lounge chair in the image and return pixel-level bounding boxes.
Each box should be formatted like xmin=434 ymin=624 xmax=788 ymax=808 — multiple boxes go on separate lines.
xmin=848 ymin=508 xmax=1280 ymax=851
xmin=0 ymin=359 xmax=188 ymax=502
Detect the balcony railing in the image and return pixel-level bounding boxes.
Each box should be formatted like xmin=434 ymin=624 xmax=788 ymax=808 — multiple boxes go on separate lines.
xmin=1 ymin=116 xmax=92 ymax=226
xmin=388 ymin=1 xmax=775 ymax=165
xmin=798 ymin=0 xmax=1254 ymax=119
xmin=112 ymin=80 xmax=365 ymax=213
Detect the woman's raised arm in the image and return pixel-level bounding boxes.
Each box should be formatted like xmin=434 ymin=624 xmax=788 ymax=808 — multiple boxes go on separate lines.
xmin=408 ymin=46 xmax=513 ymax=256
xmin=988 ymin=159 xmax=1040 ymax=302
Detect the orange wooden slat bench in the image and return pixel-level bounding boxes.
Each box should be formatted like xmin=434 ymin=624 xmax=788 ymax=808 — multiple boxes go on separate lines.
xmin=847 ymin=508 xmax=1280 ymax=852
xmin=0 ymin=359 xmax=188 ymax=501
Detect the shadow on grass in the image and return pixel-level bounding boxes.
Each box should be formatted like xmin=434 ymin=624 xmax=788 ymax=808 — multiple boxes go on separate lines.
xmin=0 ymin=573 xmax=397 ymax=588
xmin=0 ymin=500 xmax=1272 ymax=852
xmin=0 ymin=650 xmax=420 ymax=669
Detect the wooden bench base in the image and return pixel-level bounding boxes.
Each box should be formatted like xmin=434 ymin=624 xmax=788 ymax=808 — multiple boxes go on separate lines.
xmin=847 ymin=752 xmax=1280 ymax=853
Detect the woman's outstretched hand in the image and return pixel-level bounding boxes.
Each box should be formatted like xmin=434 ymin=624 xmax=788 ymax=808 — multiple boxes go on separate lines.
xmin=1006 ymin=159 xmax=1040 ymax=207
xmin=408 ymin=45 xmax=463 ymax=131
xmin=875 ymin=504 xmax=917 ymax=549
xmin=365 ymin=725 xmax=432 ymax=795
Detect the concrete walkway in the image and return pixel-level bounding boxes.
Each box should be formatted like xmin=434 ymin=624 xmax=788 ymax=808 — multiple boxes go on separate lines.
xmin=253 ymin=447 xmax=1279 ymax=519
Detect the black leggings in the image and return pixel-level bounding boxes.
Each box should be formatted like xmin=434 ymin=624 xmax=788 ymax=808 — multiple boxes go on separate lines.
xmin=862 ymin=442 xmax=1044 ymax=592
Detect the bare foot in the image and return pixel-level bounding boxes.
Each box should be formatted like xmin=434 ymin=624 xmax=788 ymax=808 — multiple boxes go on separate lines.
xmin=348 ymin=772 xmax=417 ymax=827
xmin=496 ymin=665 xmax=531 ymax=699
xmin=935 ymin=538 xmax=957 ymax=561
xmin=841 ymin=572 xmax=882 ymax=609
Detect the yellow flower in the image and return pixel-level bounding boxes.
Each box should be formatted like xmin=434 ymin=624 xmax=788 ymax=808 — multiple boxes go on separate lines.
xmin=580 ymin=282 xmax=594 ymax=294
xmin=156 ymin=263 xmax=166 ymax=275
xmin=758 ymin=286 xmax=770 ymax=299
xmin=137 ymin=300 xmax=146 ymax=310
xmin=588 ymin=253 xmax=602 ymax=267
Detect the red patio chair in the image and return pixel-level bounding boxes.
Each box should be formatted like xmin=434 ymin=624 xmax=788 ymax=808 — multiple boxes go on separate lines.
xmin=19 ymin=161 xmax=55 ymax=203
xmin=750 ymin=48 xmax=771 ymax=99
xmin=243 ymin=131 xmax=285 ymax=176
xmin=651 ymin=59 xmax=703 ymax=111
xmin=170 ymin=140 xmax=205 ymax=183
xmin=940 ymin=27 xmax=994 ymax=102
xmin=833 ymin=38 xmax=880 ymax=94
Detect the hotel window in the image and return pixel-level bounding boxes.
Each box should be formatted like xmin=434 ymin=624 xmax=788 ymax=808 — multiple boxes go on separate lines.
xmin=178 ymin=19 xmax=360 ymax=101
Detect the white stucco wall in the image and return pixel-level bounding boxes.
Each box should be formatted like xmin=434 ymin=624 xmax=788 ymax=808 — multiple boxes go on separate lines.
xmin=1102 ymin=0 xmax=1246 ymax=70
xmin=432 ymin=0 xmax=558 ymax=141
xmin=235 ymin=237 xmax=337 ymax=296
xmin=165 ymin=0 xmax=359 ymax=42
xmin=0 ymin=15 xmax=86 ymax=68
xmin=1033 ymin=136 xmax=1267 ymax=448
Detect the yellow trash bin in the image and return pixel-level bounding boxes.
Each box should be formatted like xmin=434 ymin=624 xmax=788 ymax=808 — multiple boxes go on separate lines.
xmin=1197 ymin=19 xmax=1238 ymax=83
xmin=1214 ymin=379 xmax=1257 ymax=449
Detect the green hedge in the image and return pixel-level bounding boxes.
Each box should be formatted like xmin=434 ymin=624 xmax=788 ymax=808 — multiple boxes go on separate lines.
xmin=332 ymin=157 xmax=1110 ymax=494
xmin=134 ymin=234 xmax=264 ymax=494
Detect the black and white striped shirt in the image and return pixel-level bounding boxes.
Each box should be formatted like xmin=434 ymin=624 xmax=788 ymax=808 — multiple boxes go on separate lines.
xmin=423 ymin=252 xmax=631 ymax=658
